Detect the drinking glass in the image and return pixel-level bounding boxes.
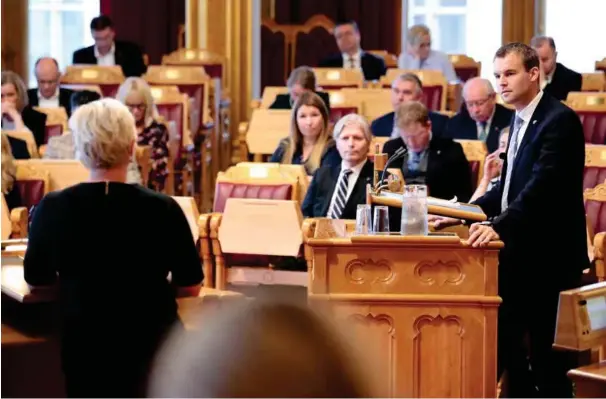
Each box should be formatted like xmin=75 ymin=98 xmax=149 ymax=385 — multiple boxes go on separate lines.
xmin=355 ymin=204 xmax=372 ymax=235
xmin=400 ymin=184 xmax=428 ymax=236
xmin=373 ymin=205 xmax=390 ymax=234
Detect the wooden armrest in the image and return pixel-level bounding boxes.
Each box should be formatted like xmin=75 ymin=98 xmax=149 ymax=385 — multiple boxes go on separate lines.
xmin=10 ymin=207 xmax=28 ymax=239
xmin=251 ymin=99 xmax=261 ymax=109
xmin=595 ymin=232 xmax=606 ymax=282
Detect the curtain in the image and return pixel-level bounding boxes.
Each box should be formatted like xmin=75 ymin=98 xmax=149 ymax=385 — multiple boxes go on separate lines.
xmin=502 ymin=0 xmax=536 ymax=45
xmin=1 ymin=0 xmax=28 ymax=81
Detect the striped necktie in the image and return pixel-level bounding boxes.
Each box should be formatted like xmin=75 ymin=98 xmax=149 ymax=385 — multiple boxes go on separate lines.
xmin=329 ymin=169 xmax=353 ymax=219
xmin=500 ymin=115 xmax=524 ymax=212
xmin=478 ymin=121 xmax=488 ymax=141
xmin=348 ymin=55 xmax=355 ymax=68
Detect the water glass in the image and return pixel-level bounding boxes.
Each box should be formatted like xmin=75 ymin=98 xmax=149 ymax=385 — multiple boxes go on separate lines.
xmin=400 ymin=184 xmax=428 ymax=236
xmin=355 ymin=204 xmax=372 ymax=235
xmin=373 ymin=206 xmax=390 ymax=234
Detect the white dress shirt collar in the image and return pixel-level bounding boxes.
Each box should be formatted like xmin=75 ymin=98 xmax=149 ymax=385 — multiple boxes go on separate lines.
xmin=342 ymin=50 xmax=362 ymax=69
xmin=94 ymin=43 xmax=116 ymax=66
xmin=516 ymin=90 xmax=544 ymax=124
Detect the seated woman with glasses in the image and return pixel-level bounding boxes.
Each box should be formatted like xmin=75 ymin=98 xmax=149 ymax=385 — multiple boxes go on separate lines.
xmin=116 ymin=77 xmax=169 ymax=191
xmin=270 ymin=92 xmax=340 ymax=175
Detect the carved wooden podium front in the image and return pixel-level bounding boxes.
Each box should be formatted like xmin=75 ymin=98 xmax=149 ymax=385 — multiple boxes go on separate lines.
xmin=303 ymin=219 xmax=502 ymax=398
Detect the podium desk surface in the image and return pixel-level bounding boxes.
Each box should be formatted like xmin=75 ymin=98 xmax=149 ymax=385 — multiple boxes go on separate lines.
xmin=568 ymin=361 xmax=606 ymax=398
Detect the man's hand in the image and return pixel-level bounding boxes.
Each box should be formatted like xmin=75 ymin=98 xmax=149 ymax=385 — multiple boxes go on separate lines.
xmin=467 ymin=223 xmax=500 ymax=247
xmin=428 ymin=214 xmax=463 ymax=229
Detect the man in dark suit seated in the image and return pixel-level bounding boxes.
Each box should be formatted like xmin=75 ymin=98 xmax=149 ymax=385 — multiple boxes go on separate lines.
xmin=27 ymin=57 xmax=74 ymax=116
xmin=371 ymin=73 xmax=449 ymax=139
xmin=317 ymin=21 xmax=386 ymax=82
xmin=382 ymin=101 xmax=472 ymax=202
xmin=302 ymin=114 xmax=375 ymax=219
xmin=445 ymin=77 xmax=513 ymax=152
xmin=72 ymin=15 xmax=147 ymax=78
xmin=531 ymin=36 xmax=582 ymax=101
xmin=269 ymin=66 xmax=330 ymax=110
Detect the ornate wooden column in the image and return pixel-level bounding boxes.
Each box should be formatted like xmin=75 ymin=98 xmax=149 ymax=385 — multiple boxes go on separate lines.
xmin=2 ymin=0 xmax=29 ymax=82
xmin=502 ymin=0 xmax=537 ymax=44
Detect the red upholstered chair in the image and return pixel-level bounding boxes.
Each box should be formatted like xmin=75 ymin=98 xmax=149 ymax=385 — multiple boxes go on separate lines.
xmin=584 ymin=145 xmax=606 ymax=191
xmin=381 ymin=69 xmax=447 ymax=111
xmin=61 ymin=65 xmax=125 ymax=98
xmin=14 ymin=164 xmax=50 ymax=211
xmin=455 ymin=140 xmax=488 ymax=192
xmin=162 ymin=49 xmax=227 ymax=86
xmin=449 ymin=54 xmax=481 ymax=82
xmin=34 ymin=107 xmax=68 ymax=144
xmin=567 ymin=92 xmax=606 ymax=144
xmin=584 ymin=179 xmax=606 ymax=282
xmin=326 ymin=91 xmax=362 ymax=124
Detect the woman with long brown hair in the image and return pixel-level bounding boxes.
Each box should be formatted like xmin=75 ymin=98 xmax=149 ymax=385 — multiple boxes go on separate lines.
xmin=270 ymin=91 xmax=340 ymax=175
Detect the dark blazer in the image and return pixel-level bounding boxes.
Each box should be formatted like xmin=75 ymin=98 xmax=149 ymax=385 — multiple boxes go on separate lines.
xmin=371 ymin=111 xmax=449 ymax=138
xmin=21 ymin=107 xmax=47 ymax=147
xmin=318 ymin=51 xmax=387 ymax=81
xmin=473 ymin=93 xmax=588 ymax=295
xmin=444 ymin=103 xmax=513 ymax=152
xmin=27 ymin=88 xmax=74 ymax=116
xmin=7 ymin=135 xmax=31 ymax=160
xmin=382 ymin=136 xmax=472 ymax=202
xmin=269 ymin=91 xmax=331 ymax=110
xmin=269 ymin=138 xmax=341 ymax=175
xmin=543 ymin=62 xmax=582 ymax=101
xmin=72 ymin=40 xmax=147 ymax=77
xmin=302 ymin=160 xmax=374 ymax=219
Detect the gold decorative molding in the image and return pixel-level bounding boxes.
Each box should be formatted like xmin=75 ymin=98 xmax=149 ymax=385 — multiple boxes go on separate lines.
xmin=585 ymin=145 xmax=606 ymax=168
xmin=584 ymin=179 xmax=606 ymax=202
xmin=414 ymin=260 xmax=464 ymax=286
xmin=346 ymin=259 xmax=394 ymax=285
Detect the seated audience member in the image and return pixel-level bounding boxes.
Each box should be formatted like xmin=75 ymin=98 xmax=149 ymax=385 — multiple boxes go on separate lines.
xmin=302 ymin=113 xmax=374 ymax=219
xmin=269 ymin=66 xmax=330 ymax=110
xmin=398 ymin=25 xmax=458 ymax=83
xmin=383 ymin=101 xmax=472 ymax=202
xmin=1 ymin=71 xmax=47 ymax=147
xmin=115 ymin=77 xmax=169 ymax=190
xmin=270 ymin=91 xmax=341 ymax=175
xmin=530 ymin=36 xmax=582 ymax=101
xmin=150 ymin=300 xmax=372 ymax=398
xmin=1 ymin=133 xmax=22 ymax=210
xmin=44 ymin=90 xmax=142 ymax=185
xmin=27 ymin=57 xmax=74 ymax=115
xmin=445 ymin=77 xmax=513 ymax=152
xmin=318 ymin=21 xmax=386 ymax=81
xmin=72 ymin=15 xmax=147 ymax=77
xmin=470 ymin=127 xmax=509 ymax=202
xmin=23 ymin=98 xmax=203 ymax=398
xmin=371 ymin=73 xmax=449 ymax=138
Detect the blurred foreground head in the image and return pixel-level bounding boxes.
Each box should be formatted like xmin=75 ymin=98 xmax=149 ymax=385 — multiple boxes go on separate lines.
xmin=149 ymin=299 xmax=372 ymax=398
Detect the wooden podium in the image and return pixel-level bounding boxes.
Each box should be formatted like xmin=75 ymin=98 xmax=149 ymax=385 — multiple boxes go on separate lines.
xmin=303 ymin=219 xmax=502 ymax=398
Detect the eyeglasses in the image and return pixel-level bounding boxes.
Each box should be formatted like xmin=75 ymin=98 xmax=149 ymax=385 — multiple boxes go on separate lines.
xmin=126 ymin=103 xmax=146 ymax=111
xmin=465 ymin=97 xmax=492 ymax=108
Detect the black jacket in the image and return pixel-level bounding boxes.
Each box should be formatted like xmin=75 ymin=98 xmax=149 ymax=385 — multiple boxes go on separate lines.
xmin=318 ymin=51 xmax=387 ymax=81
xmin=269 ymin=91 xmax=331 ymax=110
xmin=543 ymin=62 xmax=582 ymax=101
xmin=27 ymin=88 xmax=75 ymax=116
xmin=72 ymin=40 xmax=147 ymax=77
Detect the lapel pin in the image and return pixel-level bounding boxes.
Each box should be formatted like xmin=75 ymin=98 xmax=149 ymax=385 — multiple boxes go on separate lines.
xmin=437 ymin=150 xmax=441 ymax=155
xmin=532 ymin=120 xmax=537 ymax=125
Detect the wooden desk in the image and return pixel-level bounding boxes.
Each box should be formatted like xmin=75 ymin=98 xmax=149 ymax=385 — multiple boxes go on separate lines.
xmin=304 ymin=219 xmax=502 ymax=398
xmin=568 ymin=361 xmax=606 ymax=398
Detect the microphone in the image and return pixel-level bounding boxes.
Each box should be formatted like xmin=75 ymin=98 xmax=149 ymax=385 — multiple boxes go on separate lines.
xmin=499 ymin=152 xmax=506 ymax=160
xmin=380 ymin=146 xmax=408 ymax=186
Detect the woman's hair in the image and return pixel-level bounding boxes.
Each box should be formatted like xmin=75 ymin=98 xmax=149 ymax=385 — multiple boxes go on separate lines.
xmin=1 ymin=71 xmax=29 ymax=111
xmin=1 ymin=133 xmax=16 ymax=195
xmin=149 ymin=300 xmax=372 ymax=398
xmin=281 ymin=91 xmax=331 ymax=174
xmin=286 ymin=66 xmax=317 ymax=91
xmin=333 ymin=113 xmax=373 ymax=143
xmin=407 ymin=24 xmax=431 ymax=46
xmin=115 ymin=77 xmax=157 ymax=128
xmin=69 ymin=98 xmax=136 ymax=170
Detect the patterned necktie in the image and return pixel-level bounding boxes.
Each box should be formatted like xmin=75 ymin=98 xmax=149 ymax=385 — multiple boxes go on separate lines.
xmin=478 ymin=121 xmax=488 ymax=141
xmin=329 ymin=169 xmax=353 ymax=219
xmin=500 ymin=115 xmax=524 ymax=212
xmin=348 ymin=55 xmax=355 ymax=69
xmin=409 ymin=152 xmax=422 ymax=172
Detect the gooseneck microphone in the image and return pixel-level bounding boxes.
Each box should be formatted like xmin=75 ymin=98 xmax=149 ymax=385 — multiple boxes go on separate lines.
xmin=380 ymin=146 xmax=408 ymax=185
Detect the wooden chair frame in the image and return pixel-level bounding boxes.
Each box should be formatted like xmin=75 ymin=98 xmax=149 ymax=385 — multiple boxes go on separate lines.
xmin=455 ymin=139 xmax=489 ymax=187
xmin=582 ymin=73 xmax=606 ymax=92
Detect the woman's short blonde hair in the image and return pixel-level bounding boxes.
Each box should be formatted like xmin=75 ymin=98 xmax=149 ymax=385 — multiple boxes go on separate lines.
xmin=407 ymin=24 xmax=431 ymax=46
xmin=115 ymin=77 xmax=157 ymax=128
xmin=333 ymin=113 xmax=373 ymax=143
xmin=69 ymin=98 xmax=136 ymax=170
xmin=1 ymin=133 xmax=16 ymax=194
xmin=1 ymin=71 xmax=29 ymax=111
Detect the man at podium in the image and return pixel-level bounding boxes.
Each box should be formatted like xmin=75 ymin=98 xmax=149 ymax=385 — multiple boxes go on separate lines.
xmin=435 ymin=43 xmax=588 ymax=397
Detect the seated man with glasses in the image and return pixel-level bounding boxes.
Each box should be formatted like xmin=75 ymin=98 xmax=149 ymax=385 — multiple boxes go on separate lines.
xmin=445 ymin=77 xmax=513 ymax=152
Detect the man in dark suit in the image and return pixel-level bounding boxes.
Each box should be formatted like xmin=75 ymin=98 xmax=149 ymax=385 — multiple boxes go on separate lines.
xmin=72 ymin=15 xmax=147 ymax=78
xmin=302 ymin=114 xmax=374 ymax=219
xmin=317 ymin=21 xmax=386 ymax=82
xmin=371 ymin=73 xmax=449 ymax=138
xmin=445 ymin=77 xmax=513 ymax=152
xmin=269 ymin=66 xmax=331 ymax=110
xmin=382 ymin=101 xmax=472 ymax=203
xmin=27 ymin=57 xmax=74 ymax=116
xmin=436 ymin=43 xmax=588 ymax=397
xmin=531 ymin=36 xmax=582 ymax=101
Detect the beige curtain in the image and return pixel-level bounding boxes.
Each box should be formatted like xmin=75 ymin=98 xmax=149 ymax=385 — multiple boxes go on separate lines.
xmin=1 ymin=0 xmax=28 ymax=82
xmin=502 ymin=0 xmax=536 ymax=45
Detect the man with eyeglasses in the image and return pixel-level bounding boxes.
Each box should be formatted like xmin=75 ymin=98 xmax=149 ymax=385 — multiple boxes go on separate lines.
xmin=445 ymin=77 xmax=513 ymax=152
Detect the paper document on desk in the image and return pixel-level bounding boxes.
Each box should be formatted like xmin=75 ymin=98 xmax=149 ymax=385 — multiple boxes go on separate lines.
xmin=427 ymin=197 xmax=461 ymax=209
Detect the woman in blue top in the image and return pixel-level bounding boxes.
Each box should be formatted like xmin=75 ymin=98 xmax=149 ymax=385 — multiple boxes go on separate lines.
xmin=270 ymin=91 xmax=340 ymax=175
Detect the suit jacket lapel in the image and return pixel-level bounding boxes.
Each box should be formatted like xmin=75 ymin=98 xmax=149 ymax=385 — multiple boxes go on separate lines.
xmin=321 ymin=164 xmax=342 ymax=216
xmin=511 ymin=95 xmax=548 ymax=174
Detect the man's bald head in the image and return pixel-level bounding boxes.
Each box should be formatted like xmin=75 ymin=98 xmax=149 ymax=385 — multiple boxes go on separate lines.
xmin=34 ymin=57 xmax=61 ymax=99
xmin=462 ymin=77 xmax=496 ymax=123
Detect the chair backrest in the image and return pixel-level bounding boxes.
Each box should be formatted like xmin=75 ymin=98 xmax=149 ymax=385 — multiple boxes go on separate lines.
xmin=582 ymin=72 xmax=606 ymax=92
xmin=584 ymin=179 xmax=606 ymax=235
xmin=448 ymin=54 xmax=481 ymax=82
xmin=162 ymin=48 xmax=227 ymax=82
xmin=340 ymin=88 xmax=392 ymax=122
xmin=568 ymin=94 xmax=606 ymax=144
xmin=245 ymin=109 xmax=291 ymax=156
xmin=34 ymin=106 xmax=68 ymax=143
xmin=596 ymin=58 xmax=606 ymax=74
xmin=61 ymin=65 xmax=125 ymax=97
xmin=60 ymin=84 xmax=103 ymax=96
xmin=585 ymin=144 xmax=606 ymax=191
xmin=327 ymin=91 xmax=363 ymax=123
xmin=14 ymin=159 xmax=88 ymax=192
xmin=313 ymin=68 xmax=364 ymax=89
xmin=455 ymin=139 xmax=488 ymax=190
xmin=172 ymin=196 xmax=200 ymax=242
xmin=234 ymin=162 xmax=309 ymax=204
xmin=380 ymin=69 xmax=447 ymax=111
xmin=14 ymin=163 xmax=50 ymax=209
xmin=368 ymin=50 xmax=398 ymax=68
xmin=150 ymin=86 xmax=191 ymax=148
xmin=4 ymin=129 xmax=39 ymax=158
